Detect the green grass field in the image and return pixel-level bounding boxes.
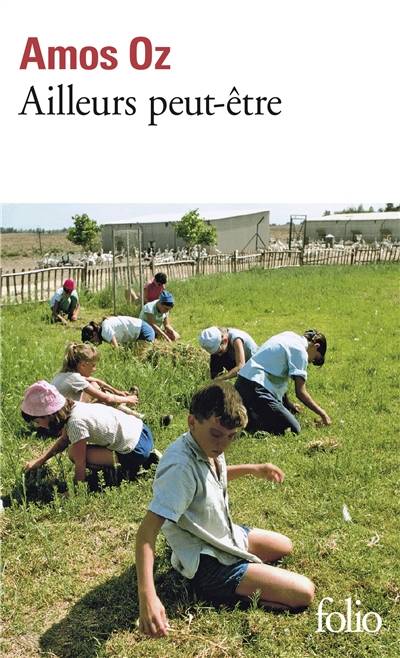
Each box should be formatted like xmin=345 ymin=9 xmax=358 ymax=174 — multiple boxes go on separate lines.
xmin=1 ymin=264 xmax=399 ymax=658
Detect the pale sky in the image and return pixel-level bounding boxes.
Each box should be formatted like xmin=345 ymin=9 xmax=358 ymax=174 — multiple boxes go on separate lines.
xmin=1 ymin=203 xmax=386 ymax=231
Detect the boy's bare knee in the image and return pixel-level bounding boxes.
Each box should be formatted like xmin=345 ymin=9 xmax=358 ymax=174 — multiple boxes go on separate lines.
xmin=282 ymin=537 xmax=293 ymax=556
xmin=296 ymin=577 xmax=315 ymax=608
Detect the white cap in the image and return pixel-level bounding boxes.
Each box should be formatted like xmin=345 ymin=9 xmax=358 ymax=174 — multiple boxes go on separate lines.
xmin=199 ymin=327 xmax=222 ymax=354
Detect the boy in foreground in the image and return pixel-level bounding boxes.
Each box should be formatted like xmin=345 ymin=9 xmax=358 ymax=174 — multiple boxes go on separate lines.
xmin=135 ymin=382 xmax=315 ymax=638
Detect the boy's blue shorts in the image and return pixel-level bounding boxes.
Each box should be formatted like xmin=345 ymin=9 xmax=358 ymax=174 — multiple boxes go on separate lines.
xmin=191 ymin=526 xmax=251 ymax=603
xmin=116 ymin=423 xmax=153 ymax=470
xmin=138 ymin=320 xmax=155 ymax=342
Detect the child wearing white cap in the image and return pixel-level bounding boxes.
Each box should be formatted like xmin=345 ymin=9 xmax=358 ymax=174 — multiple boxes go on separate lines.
xmin=21 ymin=381 xmax=160 ymax=482
xmin=199 ymin=327 xmax=258 ymax=380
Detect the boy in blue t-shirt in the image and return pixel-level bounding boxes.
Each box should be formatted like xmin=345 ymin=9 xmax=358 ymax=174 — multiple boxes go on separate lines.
xmin=135 ymin=382 xmax=315 ymax=638
xmin=235 ymin=329 xmax=331 ymax=435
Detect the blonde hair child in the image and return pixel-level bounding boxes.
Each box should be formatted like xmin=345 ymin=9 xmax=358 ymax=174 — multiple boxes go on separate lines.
xmin=51 ymin=342 xmax=141 ymax=417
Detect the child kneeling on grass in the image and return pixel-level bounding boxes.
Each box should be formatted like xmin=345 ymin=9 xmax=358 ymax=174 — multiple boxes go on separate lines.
xmin=135 ymin=382 xmax=315 ymax=638
xmin=51 ymin=342 xmax=143 ymax=418
xmin=21 ymin=381 xmax=160 ymax=482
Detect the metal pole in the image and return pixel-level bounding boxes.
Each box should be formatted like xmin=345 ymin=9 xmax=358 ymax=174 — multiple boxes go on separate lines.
xmin=112 ymin=228 xmax=116 ymax=316
xmin=138 ymin=228 xmax=144 ymax=307
xmin=38 ymin=229 xmax=43 ymax=255
xmin=302 ymin=216 xmax=307 ymax=248
xmin=126 ymin=230 xmax=131 ymax=292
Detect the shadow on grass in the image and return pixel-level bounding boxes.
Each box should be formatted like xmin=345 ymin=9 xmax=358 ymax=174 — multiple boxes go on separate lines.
xmin=40 ymin=564 xmax=191 ymax=658
xmin=1 ymin=465 xmax=154 ymax=508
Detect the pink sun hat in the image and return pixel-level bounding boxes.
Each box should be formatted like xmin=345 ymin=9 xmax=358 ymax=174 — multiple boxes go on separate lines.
xmin=22 ymin=381 xmax=66 ymax=417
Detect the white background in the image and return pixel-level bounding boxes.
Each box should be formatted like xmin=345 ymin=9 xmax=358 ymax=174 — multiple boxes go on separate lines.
xmin=1 ymin=0 xmax=399 ymax=203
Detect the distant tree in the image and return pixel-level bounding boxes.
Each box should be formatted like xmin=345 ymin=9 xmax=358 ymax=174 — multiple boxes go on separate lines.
xmin=381 ymin=202 xmax=400 ymax=212
xmin=323 ymin=210 xmax=331 ymax=216
xmin=175 ymin=209 xmax=217 ymax=248
xmin=67 ymin=214 xmax=101 ymax=251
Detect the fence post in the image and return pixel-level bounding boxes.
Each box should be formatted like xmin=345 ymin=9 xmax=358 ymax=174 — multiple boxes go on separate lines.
xmin=82 ymin=263 xmax=88 ymax=289
xmin=350 ymin=249 xmax=355 ymax=265
xmin=233 ymin=250 xmax=238 ymax=274
xmin=299 ymin=248 xmax=304 ymax=266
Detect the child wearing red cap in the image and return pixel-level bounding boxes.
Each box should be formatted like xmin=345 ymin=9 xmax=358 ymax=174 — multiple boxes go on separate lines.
xmin=49 ymin=279 xmax=80 ymax=323
xmin=21 ymin=381 xmax=160 ymax=482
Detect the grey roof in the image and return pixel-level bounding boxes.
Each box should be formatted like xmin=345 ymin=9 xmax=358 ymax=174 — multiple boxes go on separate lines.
xmin=308 ymin=212 xmax=400 ymax=222
xmin=99 ymin=209 xmax=268 ymax=226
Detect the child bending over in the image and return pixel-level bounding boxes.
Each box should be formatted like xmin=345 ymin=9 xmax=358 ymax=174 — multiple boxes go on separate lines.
xmin=199 ymin=326 xmax=258 ymax=380
xmin=22 ymin=381 xmax=160 ymax=482
xmin=235 ymin=329 xmax=331 ymax=435
xmin=135 ymin=382 xmax=314 ymax=638
xmin=51 ymin=342 xmax=142 ymax=417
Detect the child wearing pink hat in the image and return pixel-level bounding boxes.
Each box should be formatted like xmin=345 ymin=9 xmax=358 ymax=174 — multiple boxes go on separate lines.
xmin=21 ymin=381 xmax=160 ymax=482
xmin=49 ymin=279 xmax=80 ymax=323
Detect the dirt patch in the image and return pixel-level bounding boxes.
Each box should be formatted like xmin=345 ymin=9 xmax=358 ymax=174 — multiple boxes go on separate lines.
xmin=1 ymin=232 xmax=81 ymax=273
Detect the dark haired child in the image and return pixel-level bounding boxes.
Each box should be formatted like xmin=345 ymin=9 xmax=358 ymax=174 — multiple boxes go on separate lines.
xmin=135 ymin=382 xmax=315 ymax=638
xmin=144 ymin=272 xmax=167 ymax=303
xmin=81 ymin=316 xmax=155 ymax=348
xmin=235 ymin=329 xmax=331 ymax=435
xmin=125 ymin=272 xmax=167 ymax=305
xmin=21 ymin=381 xmax=160 ymax=481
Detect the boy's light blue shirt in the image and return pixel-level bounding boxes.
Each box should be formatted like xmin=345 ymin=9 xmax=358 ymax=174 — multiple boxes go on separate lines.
xmin=238 ymin=331 xmax=308 ymax=401
xmin=148 ymin=431 xmax=262 ymax=579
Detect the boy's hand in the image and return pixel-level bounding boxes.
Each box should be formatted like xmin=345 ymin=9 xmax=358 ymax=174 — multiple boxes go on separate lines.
xmin=125 ymin=394 xmax=139 ymax=406
xmin=256 ymin=463 xmax=285 ymax=483
xmin=139 ymin=595 xmax=170 ymax=637
xmin=315 ymin=411 xmax=332 ymax=426
xmin=24 ymin=457 xmax=43 ymax=472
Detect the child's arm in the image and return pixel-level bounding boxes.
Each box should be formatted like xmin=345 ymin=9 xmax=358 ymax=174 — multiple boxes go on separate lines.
xmin=87 ymin=377 xmax=129 ymax=396
xmin=283 ymin=393 xmax=301 ymax=414
xmin=216 ymin=338 xmax=246 ymax=381
xmin=136 ymin=510 xmax=170 ymax=637
xmin=294 ymin=377 xmax=331 ymax=425
xmin=146 ymin=313 xmax=172 ymax=342
xmin=24 ymin=430 xmax=69 ymax=471
xmin=227 ymin=463 xmax=285 ymax=483
xmin=68 ymin=439 xmax=87 ymax=482
xmin=83 ymin=383 xmax=139 ymax=407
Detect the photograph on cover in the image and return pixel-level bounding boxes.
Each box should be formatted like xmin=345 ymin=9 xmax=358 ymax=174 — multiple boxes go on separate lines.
xmin=1 ymin=202 xmax=399 ymax=658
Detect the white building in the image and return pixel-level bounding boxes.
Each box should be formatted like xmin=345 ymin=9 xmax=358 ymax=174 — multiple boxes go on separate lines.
xmin=306 ymin=212 xmax=400 ymax=243
xmin=100 ymin=209 xmax=270 ymax=253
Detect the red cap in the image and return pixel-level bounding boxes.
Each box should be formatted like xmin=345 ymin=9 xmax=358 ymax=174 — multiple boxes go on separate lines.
xmin=63 ymin=279 xmax=75 ymax=292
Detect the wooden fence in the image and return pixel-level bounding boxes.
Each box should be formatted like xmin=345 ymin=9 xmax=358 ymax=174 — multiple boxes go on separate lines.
xmin=1 ymin=246 xmax=399 ymax=305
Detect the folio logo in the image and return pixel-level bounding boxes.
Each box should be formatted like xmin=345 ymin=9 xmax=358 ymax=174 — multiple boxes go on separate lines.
xmin=316 ymin=597 xmax=382 ymax=634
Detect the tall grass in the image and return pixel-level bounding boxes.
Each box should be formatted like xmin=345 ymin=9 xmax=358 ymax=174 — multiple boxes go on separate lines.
xmin=1 ymin=264 xmax=399 ymax=658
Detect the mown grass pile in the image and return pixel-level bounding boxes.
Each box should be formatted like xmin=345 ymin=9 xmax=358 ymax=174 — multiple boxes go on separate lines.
xmin=1 ymin=264 xmax=399 ymax=658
